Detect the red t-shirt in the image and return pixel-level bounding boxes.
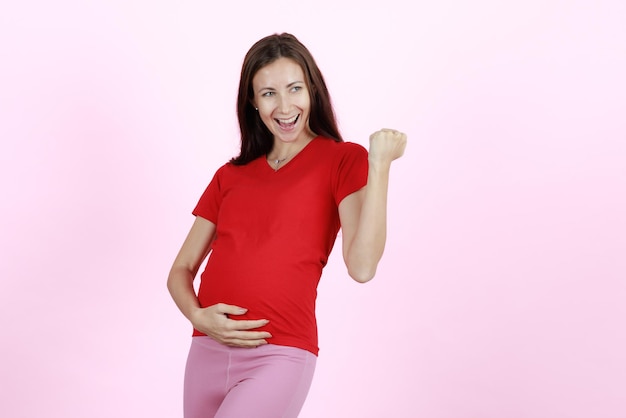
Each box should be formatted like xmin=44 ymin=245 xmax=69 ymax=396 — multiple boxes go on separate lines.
xmin=192 ymin=136 xmax=368 ymax=355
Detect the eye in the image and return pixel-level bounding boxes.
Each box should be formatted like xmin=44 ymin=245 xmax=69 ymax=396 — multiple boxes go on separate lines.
xmin=262 ymin=91 xmax=275 ymax=97
xmin=291 ymin=86 xmax=303 ymax=93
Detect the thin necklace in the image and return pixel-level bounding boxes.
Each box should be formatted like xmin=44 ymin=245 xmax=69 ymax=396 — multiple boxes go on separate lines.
xmin=268 ymin=134 xmax=315 ymax=170
xmin=269 ymin=156 xmax=288 ymax=170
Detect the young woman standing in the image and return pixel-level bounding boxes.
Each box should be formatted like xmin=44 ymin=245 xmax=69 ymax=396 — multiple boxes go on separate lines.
xmin=168 ymin=33 xmax=407 ymax=417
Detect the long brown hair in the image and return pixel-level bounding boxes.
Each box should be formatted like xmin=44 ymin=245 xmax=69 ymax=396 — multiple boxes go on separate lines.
xmin=231 ymin=33 xmax=343 ymax=165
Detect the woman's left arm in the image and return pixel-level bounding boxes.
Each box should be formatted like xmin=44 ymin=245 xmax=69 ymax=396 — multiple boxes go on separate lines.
xmin=339 ymin=129 xmax=407 ymax=283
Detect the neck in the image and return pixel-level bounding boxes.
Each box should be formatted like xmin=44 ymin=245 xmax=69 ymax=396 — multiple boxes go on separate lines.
xmin=267 ymin=133 xmax=316 ymax=161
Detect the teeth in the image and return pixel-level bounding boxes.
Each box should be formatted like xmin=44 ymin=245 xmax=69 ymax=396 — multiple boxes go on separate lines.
xmin=277 ymin=115 xmax=298 ymax=124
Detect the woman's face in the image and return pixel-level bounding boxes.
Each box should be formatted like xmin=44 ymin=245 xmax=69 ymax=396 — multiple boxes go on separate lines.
xmin=252 ymin=57 xmax=313 ymax=146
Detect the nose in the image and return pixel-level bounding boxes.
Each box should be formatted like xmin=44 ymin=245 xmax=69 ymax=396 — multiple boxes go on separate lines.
xmin=278 ymin=95 xmax=291 ymax=114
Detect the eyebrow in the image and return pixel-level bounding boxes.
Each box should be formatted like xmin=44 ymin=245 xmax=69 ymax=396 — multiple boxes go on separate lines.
xmin=257 ymin=81 xmax=305 ymax=92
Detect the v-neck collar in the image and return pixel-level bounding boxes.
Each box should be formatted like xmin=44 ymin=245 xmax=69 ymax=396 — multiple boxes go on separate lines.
xmin=263 ymin=136 xmax=320 ymax=173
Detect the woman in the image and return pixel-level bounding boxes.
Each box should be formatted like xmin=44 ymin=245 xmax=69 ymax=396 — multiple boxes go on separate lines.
xmin=168 ymin=32 xmax=406 ymax=417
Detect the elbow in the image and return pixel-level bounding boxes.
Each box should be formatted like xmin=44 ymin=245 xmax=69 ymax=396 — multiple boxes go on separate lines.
xmin=345 ymin=245 xmax=384 ymax=283
xmin=345 ymin=254 xmax=382 ymax=283
xmin=166 ymin=272 xmax=176 ymax=295
xmin=167 ymin=265 xmax=192 ymax=295
xmin=347 ymin=265 xmax=377 ymax=284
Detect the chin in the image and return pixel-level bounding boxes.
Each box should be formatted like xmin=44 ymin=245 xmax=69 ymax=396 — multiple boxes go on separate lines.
xmin=273 ymin=128 xmax=305 ymax=143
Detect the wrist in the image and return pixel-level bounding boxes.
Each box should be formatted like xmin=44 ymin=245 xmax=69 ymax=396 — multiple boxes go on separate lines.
xmin=368 ymin=157 xmax=392 ymax=174
xmin=187 ymin=305 xmax=203 ymax=325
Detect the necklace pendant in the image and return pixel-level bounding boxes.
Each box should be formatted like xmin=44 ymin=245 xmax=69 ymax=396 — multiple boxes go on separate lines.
xmin=268 ymin=155 xmax=287 ymax=171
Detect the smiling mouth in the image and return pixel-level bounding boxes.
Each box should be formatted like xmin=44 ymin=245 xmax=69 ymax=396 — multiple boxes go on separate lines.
xmin=275 ymin=114 xmax=299 ymax=128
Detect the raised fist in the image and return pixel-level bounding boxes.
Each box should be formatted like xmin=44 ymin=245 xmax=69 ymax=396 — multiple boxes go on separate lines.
xmin=368 ymin=128 xmax=407 ymax=165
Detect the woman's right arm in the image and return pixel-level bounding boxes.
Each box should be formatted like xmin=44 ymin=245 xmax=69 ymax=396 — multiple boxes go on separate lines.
xmin=167 ymin=216 xmax=272 ymax=347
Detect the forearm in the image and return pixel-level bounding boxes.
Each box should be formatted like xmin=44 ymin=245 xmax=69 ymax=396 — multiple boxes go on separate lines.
xmin=167 ymin=266 xmax=202 ymax=322
xmin=345 ymin=160 xmax=392 ymax=282
xmin=167 ymin=216 xmax=216 ymax=322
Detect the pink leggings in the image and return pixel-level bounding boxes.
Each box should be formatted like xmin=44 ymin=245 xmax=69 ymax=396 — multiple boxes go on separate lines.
xmin=184 ymin=336 xmax=317 ymax=418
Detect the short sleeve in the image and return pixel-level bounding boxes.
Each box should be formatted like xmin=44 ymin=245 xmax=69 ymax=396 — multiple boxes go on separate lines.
xmin=332 ymin=142 xmax=369 ymax=205
xmin=192 ymin=165 xmax=226 ymax=223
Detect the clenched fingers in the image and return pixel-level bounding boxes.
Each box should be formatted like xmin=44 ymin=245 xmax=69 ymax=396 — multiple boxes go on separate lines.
xmin=368 ymin=128 xmax=407 ymax=164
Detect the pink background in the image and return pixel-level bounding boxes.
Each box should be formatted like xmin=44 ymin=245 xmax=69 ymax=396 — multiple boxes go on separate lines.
xmin=1 ymin=1 xmax=625 ymax=417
